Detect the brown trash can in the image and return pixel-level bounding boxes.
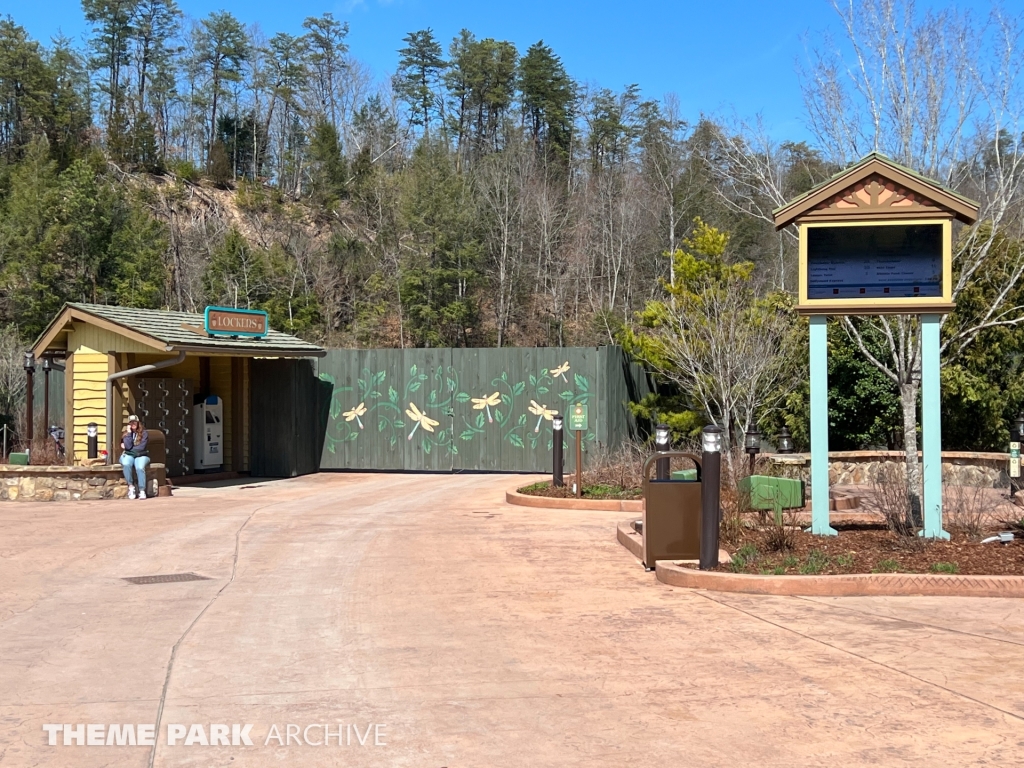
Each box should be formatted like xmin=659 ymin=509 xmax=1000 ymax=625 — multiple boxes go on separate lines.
xmin=642 ymin=451 xmax=703 ymax=569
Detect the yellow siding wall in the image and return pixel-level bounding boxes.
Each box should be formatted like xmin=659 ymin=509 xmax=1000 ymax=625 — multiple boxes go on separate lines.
xmin=66 ymin=325 xmax=156 ymax=356
xmin=210 ymin=356 xmax=232 ymax=469
xmin=71 ymin=346 xmax=110 ymax=461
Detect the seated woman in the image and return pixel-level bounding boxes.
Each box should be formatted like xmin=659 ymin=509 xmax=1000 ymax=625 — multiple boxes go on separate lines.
xmin=120 ymin=415 xmax=150 ymax=500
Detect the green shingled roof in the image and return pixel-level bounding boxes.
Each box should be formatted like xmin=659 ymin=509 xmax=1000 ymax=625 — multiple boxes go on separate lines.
xmin=62 ymin=303 xmax=325 ymax=356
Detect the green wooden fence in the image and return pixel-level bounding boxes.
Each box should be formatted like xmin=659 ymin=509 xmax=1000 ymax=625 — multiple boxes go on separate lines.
xmin=316 ymin=346 xmax=652 ymax=472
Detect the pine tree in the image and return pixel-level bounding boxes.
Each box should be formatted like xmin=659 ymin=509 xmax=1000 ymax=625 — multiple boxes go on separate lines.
xmin=394 ymin=29 xmax=445 ymax=136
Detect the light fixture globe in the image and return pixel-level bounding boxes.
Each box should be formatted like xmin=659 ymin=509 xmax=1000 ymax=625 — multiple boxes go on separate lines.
xmin=744 ymin=428 xmax=761 ymax=454
xmin=778 ymin=426 xmax=794 ymax=454
xmin=23 ymin=351 xmax=35 ymax=372
xmin=701 ymin=425 xmax=723 ymax=454
xmin=1015 ymin=415 xmax=1024 ymax=442
xmin=655 ymin=423 xmax=670 ymax=448
xmin=552 ymin=413 xmax=563 ymax=431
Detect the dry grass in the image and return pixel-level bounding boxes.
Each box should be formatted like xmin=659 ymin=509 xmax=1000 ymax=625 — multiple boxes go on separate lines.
xmin=871 ymin=463 xmax=923 ymax=548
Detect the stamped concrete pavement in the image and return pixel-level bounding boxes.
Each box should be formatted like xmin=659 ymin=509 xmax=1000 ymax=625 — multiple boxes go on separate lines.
xmin=2 ymin=472 xmax=1024 ymax=766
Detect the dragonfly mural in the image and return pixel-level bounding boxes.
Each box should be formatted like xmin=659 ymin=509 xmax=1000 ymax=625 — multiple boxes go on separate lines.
xmin=343 ymin=402 xmax=367 ymax=429
xmin=471 ymin=391 xmax=501 ymax=423
xmin=528 ymin=400 xmax=558 ymax=433
xmin=406 ymin=402 xmax=440 ymax=440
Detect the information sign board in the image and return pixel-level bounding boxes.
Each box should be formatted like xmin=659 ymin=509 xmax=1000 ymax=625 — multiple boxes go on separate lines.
xmin=569 ymin=404 xmax=588 ymax=432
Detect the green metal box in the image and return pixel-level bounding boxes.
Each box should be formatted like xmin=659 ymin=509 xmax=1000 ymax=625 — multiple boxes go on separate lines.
xmin=671 ymin=469 xmax=698 ymax=481
xmin=738 ymin=475 xmax=805 ymax=510
xmin=8 ymin=452 xmax=29 ymax=466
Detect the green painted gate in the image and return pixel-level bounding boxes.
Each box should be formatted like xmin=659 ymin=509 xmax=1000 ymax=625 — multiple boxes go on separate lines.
xmin=316 ymin=346 xmax=652 ymax=473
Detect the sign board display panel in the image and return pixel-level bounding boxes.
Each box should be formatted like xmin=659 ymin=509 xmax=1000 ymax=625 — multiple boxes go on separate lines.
xmin=806 ymin=223 xmax=943 ymax=300
xmin=569 ymin=404 xmax=589 ymax=432
xmin=204 ymin=306 xmax=269 ymax=338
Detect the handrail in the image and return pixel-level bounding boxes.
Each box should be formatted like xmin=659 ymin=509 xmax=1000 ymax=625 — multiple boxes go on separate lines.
xmin=641 ymin=451 xmax=702 ymax=482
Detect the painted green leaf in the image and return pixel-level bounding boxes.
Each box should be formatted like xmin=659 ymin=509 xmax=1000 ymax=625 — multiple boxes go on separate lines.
xmin=447 ymin=378 xmax=456 ymax=392
xmin=409 ymin=381 xmax=421 ymax=392
xmin=389 ymin=435 xmax=396 ymax=447
xmin=512 ymin=381 xmax=525 ymax=395
xmin=394 ymin=420 xmax=405 ymax=428
xmin=501 ymin=372 xmax=508 ymax=381
xmin=421 ymin=438 xmax=431 ymax=454
xmin=476 ymin=412 xmax=485 ymax=428
xmin=537 ymin=386 xmax=548 ymax=394
xmin=410 ymin=364 xmax=418 ymax=377
xmin=501 ymin=394 xmax=511 ymax=405
xmin=574 ymin=373 xmax=588 ymax=390
xmin=428 ymin=390 xmax=437 ymax=403
xmin=347 ymin=432 xmax=359 ymax=441
xmin=378 ymin=418 xmax=388 ymax=431
xmin=494 ymin=409 xmax=503 ymax=423
xmin=329 ymin=399 xmax=341 ymax=419
xmin=319 ymin=372 xmax=335 ymax=384
xmin=373 ymin=371 xmax=386 ymax=386
xmin=389 ymin=386 xmax=398 ymax=403
xmin=508 ymin=433 xmax=524 ymax=448
xmin=460 ymin=430 xmax=476 ymax=441
xmin=357 ymin=378 xmax=366 ymax=393
xmin=456 ymin=392 xmax=471 ymax=402
xmin=559 ymin=391 xmax=574 ymax=400
xmin=517 ymin=413 xmax=527 ymax=426
xmin=450 ymin=444 xmax=458 ymax=455
xmin=369 ymin=391 xmax=381 ymax=399
xmin=529 ymin=374 xmax=537 ymax=386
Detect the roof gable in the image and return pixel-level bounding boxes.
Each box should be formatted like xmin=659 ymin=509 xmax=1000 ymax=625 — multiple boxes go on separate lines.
xmin=773 ymin=153 xmax=979 ymax=230
xmin=33 ymin=303 xmax=325 ymax=357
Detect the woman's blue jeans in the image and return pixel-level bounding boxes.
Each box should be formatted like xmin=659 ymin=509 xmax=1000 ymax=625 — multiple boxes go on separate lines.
xmin=120 ymin=454 xmax=150 ymax=490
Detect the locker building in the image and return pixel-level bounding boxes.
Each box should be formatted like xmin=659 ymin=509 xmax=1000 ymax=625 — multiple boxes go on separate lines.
xmin=32 ymin=303 xmax=327 ymax=478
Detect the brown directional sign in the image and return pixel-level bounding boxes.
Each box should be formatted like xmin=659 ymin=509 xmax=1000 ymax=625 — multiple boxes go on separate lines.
xmin=204 ymin=307 xmax=269 ymax=338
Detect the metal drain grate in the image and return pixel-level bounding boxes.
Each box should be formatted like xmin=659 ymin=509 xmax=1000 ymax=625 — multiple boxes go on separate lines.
xmin=122 ymin=573 xmax=211 ymax=585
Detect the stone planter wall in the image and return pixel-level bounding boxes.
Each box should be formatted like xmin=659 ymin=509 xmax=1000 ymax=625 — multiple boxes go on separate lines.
xmin=764 ymin=451 xmax=1010 ymax=489
xmin=0 ymin=464 xmax=165 ymax=501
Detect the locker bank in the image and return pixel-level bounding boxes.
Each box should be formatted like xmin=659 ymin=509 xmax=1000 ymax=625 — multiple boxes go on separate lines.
xmin=31 ymin=303 xmax=327 ymax=478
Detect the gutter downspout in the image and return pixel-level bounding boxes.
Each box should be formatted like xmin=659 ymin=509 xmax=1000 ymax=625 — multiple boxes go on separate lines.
xmin=105 ymin=351 xmax=186 ymax=459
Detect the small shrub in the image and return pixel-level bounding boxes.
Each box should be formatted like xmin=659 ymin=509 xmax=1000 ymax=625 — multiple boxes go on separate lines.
xmin=799 ymin=549 xmax=829 ymax=575
xmin=170 ymin=159 xmax=201 ymax=183
xmin=519 ymin=481 xmax=548 ymax=493
xmin=945 ymin=481 xmax=989 ymax=538
xmin=782 ymin=555 xmax=799 ymax=568
xmin=872 ymin=559 xmax=900 ymax=573
xmin=729 ymin=543 xmax=760 ymax=572
xmin=871 ymin=463 xmax=921 ymax=543
xmin=835 ymin=552 xmax=855 ymax=568
xmin=930 ymin=561 xmax=959 ymax=574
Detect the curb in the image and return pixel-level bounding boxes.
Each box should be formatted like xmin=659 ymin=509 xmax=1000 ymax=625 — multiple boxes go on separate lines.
xmin=506 ymin=488 xmax=643 ymax=512
xmin=655 ymin=560 xmax=1024 ymax=598
xmin=615 ymin=520 xmax=1024 ymax=598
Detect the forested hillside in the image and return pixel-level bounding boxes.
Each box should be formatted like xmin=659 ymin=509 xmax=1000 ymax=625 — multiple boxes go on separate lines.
xmin=1 ymin=0 xmax=1024 ymax=453
xmin=0 ymin=7 xmax=816 ymax=347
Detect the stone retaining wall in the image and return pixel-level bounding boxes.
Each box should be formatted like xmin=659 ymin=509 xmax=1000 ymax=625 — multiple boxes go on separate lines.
xmin=765 ymin=451 xmax=1010 ymax=488
xmin=0 ymin=465 xmax=165 ymax=501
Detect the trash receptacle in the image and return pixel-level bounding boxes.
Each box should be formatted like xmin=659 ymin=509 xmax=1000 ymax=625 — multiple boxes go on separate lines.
xmin=642 ymin=451 xmax=702 ymax=569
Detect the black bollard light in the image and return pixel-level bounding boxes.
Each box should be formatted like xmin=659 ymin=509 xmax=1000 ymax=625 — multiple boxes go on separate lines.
xmin=655 ymin=423 xmax=670 ymax=480
xmin=1012 ymin=415 xmax=1024 ymax=498
xmin=23 ymin=352 xmax=35 ymax=445
xmin=699 ymin=425 xmax=723 ymax=571
xmin=552 ymin=412 xmax=564 ymax=487
xmin=87 ymin=422 xmax=98 ymax=460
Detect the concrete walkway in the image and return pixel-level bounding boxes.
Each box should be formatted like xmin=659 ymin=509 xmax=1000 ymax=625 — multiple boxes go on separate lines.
xmin=2 ymin=473 xmax=1023 ymax=767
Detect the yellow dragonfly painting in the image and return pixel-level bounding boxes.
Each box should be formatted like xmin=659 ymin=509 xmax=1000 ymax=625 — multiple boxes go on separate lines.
xmin=549 ymin=361 xmax=570 ymax=382
xmin=342 ymin=402 xmax=367 ymax=429
xmin=406 ymin=402 xmax=440 ymax=440
xmin=471 ymin=391 xmax=501 ymax=423
xmin=528 ymin=400 xmax=557 ymax=433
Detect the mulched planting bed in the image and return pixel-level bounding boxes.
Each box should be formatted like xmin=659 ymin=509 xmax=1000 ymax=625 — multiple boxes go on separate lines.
xmin=518 ymin=481 xmax=641 ymax=500
xmin=697 ymin=521 xmax=1024 ymax=576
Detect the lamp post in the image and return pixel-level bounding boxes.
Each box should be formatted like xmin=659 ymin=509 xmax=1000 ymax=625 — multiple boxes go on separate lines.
xmin=699 ymin=425 xmax=723 ymax=571
xmin=745 ymin=427 xmax=761 ymax=477
xmin=655 ymin=423 xmax=670 ymax=480
xmin=552 ymin=412 xmax=564 ymax=487
xmin=777 ymin=426 xmax=794 ymax=454
xmin=87 ymin=422 xmax=99 ymax=460
xmin=42 ymin=356 xmax=51 ymax=439
xmin=1012 ymin=415 xmax=1024 ymax=498
xmin=23 ymin=352 xmax=35 ymax=445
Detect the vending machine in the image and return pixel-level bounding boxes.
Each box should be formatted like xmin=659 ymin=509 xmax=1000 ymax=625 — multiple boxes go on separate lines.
xmin=194 ymin=395 xmax=223 ymax=470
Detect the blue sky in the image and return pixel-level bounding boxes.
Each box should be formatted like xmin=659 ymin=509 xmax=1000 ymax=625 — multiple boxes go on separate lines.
xmin=8 ymin=0 xmax=995 ymax=141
